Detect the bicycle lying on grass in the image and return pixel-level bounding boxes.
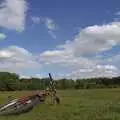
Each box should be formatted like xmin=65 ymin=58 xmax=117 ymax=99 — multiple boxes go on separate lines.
xmin=0 ymin=73 xmax=60 ymax=116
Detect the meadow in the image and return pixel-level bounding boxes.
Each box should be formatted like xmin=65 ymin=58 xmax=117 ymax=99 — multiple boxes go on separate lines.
xmin=0 ymin=89 xmax=120 ymax=120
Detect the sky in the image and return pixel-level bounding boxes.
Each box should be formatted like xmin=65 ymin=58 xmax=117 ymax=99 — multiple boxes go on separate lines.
xmin=0 ymin=0 xmax=120 ymax=79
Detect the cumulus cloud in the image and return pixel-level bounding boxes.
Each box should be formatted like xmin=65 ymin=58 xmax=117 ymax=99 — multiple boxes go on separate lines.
xmin=0 ymin=20 xmax=120 ymax=79
xmin=31 ymin=16 xmax=58 ymax=39
xmin=66 ymin=65 xmax=118 ymax=80
xmin=40 ymin=49 xmax=119 ymax=79
xmin=0 ymin=33 xmax=6 ymax=40
xmin=0 ymin=0 xmax=28 ymax=31
xmin=0 ymin=46 xmax=40 ymax=72
xmin=40 ymin=50 xmax=94 ymax=69
xmin=0 ymin=44 xmax=119 ymax=79
xmin=58 ymin=22 xmax=120 ymax=56
xmin=39 ymin=21 xmax=120 ymax=79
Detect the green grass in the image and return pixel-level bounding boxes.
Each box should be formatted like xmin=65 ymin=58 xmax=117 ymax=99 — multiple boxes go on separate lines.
xmin=1 ymin=89 xmax=120 ymax=120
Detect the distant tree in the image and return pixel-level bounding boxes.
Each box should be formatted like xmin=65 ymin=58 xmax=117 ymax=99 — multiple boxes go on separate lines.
xmin=0 ymin=72 xmax=19 ymax=91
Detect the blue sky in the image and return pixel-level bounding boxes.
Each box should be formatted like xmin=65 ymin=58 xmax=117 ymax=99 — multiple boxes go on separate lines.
xmin=0 ymin=0 xmax=120 ymax=79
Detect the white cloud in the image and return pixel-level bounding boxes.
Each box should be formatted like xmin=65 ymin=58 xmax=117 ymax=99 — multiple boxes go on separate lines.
xmin=45 ymin=18 xmax=57 ymax=30
xmin=0 ymin=44 xmax=119 ymax=79
xmin=39 ymin=21 xmax=120 ymax=79
xmin=0 ymin=20 xmax=120 ymax=79
xmin=20 ymin=75 xmax=31 ymax=79
xmin=59 ymin=21 xmax=120 ymax=56
xmin=67 ymin=65 xmax=118 ymax=79
xmin=44 ymin=18 xmax=58 ymax=39
xmin=40 ymin=49 xmax=119 ymax=79
xmin=0 ymin=46 xmax=40 ymax=72
xmin=115 ymin=11 xmax=120 ymax=16
xmin=41 ymin=21 xmax=120 ymax=58
xmin=48 ymin=30 xmax=57 ymax=39
xmin=31 ymin=16 xmax=58 ymax=39
xmin=0 ymin=0 xmax=28 ymax=31
xmin=0 ymin=33 xmax=6 ymax=40
xmin=31 ymin=16 xmax=41 ymax=24
xmin=20 ymin=74 xmax=45 ymax=79
xmin=0 ymin=50 xmax=13 ymax=59
xmin=40 ymin=50 xmax=94 ymax=69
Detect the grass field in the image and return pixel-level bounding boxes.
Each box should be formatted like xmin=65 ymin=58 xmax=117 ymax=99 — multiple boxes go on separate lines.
xmin=1 ymin=89 xmax=120 ymax=120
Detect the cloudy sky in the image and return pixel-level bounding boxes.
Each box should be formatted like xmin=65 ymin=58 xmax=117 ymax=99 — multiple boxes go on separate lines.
xmin=0 ymin=0 xmax=120 ymax=79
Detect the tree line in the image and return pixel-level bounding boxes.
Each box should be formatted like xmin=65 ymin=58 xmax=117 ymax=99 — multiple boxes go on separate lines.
xmin=0 ymin=72 xmax=120 ymax=91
